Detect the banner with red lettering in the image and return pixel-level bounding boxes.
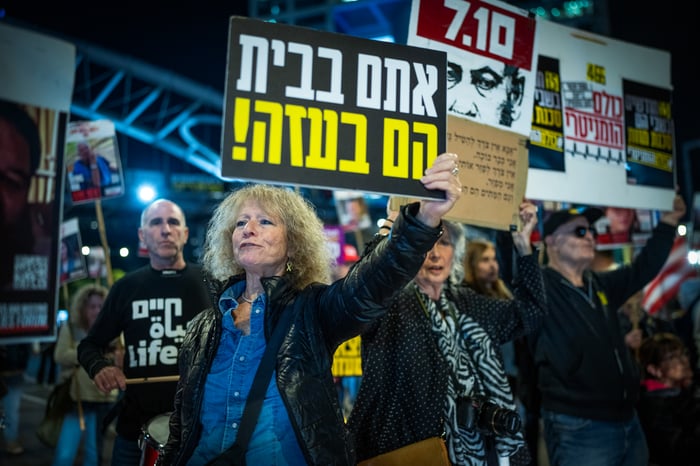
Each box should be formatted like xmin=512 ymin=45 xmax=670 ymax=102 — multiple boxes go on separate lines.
xmin=407 ymin=0 xmax=538 ymax=137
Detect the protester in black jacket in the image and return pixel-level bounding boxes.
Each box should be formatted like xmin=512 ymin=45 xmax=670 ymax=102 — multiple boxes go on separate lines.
xmin=527 ymin=194 xmax=686 ymax=466
xmin=160 ymin=153 xmax=462 ymax=466
xmin=349 ymin=203 xmax=544 ymax=466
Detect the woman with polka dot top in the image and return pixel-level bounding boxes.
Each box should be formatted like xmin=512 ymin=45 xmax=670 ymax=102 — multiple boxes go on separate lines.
xmin=348 ymin=202 xmax=545 ymax=466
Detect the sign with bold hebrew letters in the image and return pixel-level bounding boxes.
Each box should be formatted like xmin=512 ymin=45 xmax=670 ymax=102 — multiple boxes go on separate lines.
xmin=221 ymin=16 xmax=447 ymax=200
xmin=526 ymin=19 xmax=674 ymax=210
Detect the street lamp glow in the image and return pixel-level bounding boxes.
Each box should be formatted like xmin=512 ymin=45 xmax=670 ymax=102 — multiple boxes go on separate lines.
xmin=138 ymin=184 xmax=157 ymax=203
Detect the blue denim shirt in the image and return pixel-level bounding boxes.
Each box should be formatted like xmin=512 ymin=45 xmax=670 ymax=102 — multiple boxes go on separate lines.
xmin=187 ymin=283 xmax=307 ymax=466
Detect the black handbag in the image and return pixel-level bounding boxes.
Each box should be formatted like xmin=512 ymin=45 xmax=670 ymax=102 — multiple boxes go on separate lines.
xmin=36 ymin=323 xmax=84 ymax=447
xmin=36 ymin=371 xmax=75 ymax=447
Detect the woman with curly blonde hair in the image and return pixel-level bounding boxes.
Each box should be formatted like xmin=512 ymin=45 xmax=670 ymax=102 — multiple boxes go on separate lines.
xmin=162 ymin=152 xmax=462 ymax=465
xmin=202 ymin=184 xmax=332 ymax=289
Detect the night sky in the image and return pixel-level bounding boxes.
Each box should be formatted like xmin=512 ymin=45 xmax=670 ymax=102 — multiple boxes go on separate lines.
xmin=1 ymin=4 xmax=248 ymax=91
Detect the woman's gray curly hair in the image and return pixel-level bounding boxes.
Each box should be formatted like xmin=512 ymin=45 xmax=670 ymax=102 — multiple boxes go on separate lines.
xmin=443 ymin=219 xmax=466 ymax=284
xmin=202 ymin=184 xmax=333 ymax=289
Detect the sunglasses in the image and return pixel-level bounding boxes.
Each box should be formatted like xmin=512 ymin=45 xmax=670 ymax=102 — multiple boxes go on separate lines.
xmin=570 ymin=226 xmax=597 ymax=238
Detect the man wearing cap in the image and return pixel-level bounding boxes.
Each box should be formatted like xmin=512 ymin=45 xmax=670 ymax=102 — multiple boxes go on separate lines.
xmin=527 ymin=195 xmax=686 ymax=466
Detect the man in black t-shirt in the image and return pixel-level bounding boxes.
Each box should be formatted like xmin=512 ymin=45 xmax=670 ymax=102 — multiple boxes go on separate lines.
xmin=78 ymin=199 xmax=210 ymax=466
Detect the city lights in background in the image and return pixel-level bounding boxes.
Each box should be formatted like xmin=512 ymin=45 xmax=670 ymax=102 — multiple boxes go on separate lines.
xmin=138 ymin=184 xmax=157 ymax=202
xmin=530 ymin=0 xmax=593 ymax=20
xmin=679 ymin=223 xmax=700 ymax=267
xmin=56 ymin=309 xmax=68 ymax=325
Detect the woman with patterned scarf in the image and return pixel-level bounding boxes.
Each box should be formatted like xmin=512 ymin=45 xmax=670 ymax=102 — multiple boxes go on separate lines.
xmin=348 ymin=202 xmax=545 ymax=466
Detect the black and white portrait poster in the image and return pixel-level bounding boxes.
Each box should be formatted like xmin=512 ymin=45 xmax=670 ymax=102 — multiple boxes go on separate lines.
xmin=407 ymin=0 xmax=538 ymax=137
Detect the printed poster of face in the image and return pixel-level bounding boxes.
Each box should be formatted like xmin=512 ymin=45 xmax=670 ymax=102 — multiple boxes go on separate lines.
xmin=1 ymin=100 xmax=62 ymax=296
xmin=87 ymin=246 xmax=108 ymax=279
xmin=593 ymin=206 xmax=655 ymax=248
xmin=65 ymin=119 xmax=125 ymax=205
xmin=323 ymin=225 xmax=345 ymax=265
xmin=59 ymin=217 xmax=87 ymax=285
xmin=406 ymin=0 xmax=537 ymax=137
xmin=333 ymin=191 xmax=372 ymax=233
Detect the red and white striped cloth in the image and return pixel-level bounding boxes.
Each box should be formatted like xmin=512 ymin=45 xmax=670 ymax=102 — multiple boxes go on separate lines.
xmin=641 ymin=235 xmax=698 ymax=315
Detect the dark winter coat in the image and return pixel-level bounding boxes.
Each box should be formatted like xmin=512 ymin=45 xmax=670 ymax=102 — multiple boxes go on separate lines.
xmin=160 ymin=203 xmax=444 ymax=465
xmin=527 ymin=222 xmax=677 ymax=422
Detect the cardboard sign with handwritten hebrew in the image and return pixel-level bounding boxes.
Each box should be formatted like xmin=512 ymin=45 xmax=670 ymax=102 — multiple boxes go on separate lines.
xmin=390 ymin=117 xmax=527 ymax=229
xmin=221 ymin=16 xmax=447 ymax=199
xmin=446 ymin=117 xmax=528 ymax=229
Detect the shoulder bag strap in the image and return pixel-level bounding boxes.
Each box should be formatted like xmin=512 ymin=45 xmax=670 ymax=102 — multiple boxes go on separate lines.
xmin=206 ymin=299 xmax=297 ymax=466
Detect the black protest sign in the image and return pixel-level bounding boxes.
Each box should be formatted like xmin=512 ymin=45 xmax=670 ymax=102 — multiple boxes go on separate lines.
xmin=222 ymin=17 xmax=447 ymax=199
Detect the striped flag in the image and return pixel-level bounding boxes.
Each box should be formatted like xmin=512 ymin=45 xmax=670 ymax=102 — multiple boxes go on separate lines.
xmin=641 ymin=235 xmax=698 ymax=315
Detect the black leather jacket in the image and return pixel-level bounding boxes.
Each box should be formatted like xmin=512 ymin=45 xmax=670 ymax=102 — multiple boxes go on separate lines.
xmin=159 ymin=203 xmax=444 ymax=465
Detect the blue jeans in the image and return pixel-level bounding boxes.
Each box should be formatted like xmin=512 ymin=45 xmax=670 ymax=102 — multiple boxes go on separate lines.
xmin=0 ymin=373 xmax=24 ymax=442
xmin=111 ymin=433 xmax=143 ymax=466
xmin=541 ymin=409 xmax=648 ymax=466
xmin=52 ymin=402 xmax=112 ymax=466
